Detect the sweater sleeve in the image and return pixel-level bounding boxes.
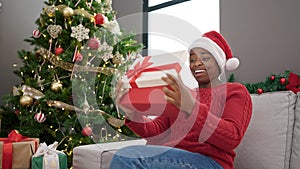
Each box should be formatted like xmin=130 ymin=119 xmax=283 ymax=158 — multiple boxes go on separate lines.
xmin=125 ymin=115 xmax=170 ymax=138
xmin=191 ymin=83 xmax=252 ymax=151
xmin=125 ymin=103 xmax=179 ymax=139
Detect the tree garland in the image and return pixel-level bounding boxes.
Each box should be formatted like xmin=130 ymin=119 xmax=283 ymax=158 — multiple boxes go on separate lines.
xmin=228 ymin=70 xmax=300 ymax=94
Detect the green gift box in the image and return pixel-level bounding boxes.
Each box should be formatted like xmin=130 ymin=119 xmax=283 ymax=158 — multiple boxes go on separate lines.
xmin=31 ymin=153 xmax=67 ymax=169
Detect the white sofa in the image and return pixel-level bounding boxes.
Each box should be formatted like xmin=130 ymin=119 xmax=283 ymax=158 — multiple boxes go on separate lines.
xmin=73 ymin=91 xmax=300 ymax=169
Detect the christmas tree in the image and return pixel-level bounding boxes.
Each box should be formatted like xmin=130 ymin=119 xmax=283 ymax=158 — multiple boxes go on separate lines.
xmin=2 ymin=0 xmax=142 ymax=166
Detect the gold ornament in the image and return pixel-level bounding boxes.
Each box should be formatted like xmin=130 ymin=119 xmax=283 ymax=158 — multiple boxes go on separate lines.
xmin=44 ymin=5 xmax=56 ymax=17
xmin=20 ymin=95 xmax=33 ymax=106
xmin=51 ymin=81 xmax=63 ymax=92
xmin=47 ymin=25 xmax=62 ymax=39
xmin=63 ymin=7 xmax=74 ymax=18
xmin=112 ymin=53 xmax=123 ymax=65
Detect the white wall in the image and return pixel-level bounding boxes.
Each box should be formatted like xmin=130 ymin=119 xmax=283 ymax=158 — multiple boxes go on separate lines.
xmin=0 ymin=0 xmax=45 ymax=104
xmin=221 ymin=0 xmax=300 ymax=82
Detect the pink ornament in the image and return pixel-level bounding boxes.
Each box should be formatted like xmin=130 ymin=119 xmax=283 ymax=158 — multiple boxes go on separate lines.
xmin=94 ymin=14 xmax=105 ymax=25
xmin=88 ymin=38 xmax=100 ymax=50
xmin=34 ymin=112 xmax=46 ymax=123
xmin=32 ymin=29 xmax=41 ymax=38
xmin=73 ymin=52 xmax=83 ymax=62
xmin=81 ymin=126 xmax=93 ymax=136
xmin=55 ymin=47 xmax=64 ymax=55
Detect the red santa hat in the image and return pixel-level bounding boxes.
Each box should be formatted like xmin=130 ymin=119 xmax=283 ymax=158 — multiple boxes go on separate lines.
xmin=189 ymin=31 xmax=239 ymax=73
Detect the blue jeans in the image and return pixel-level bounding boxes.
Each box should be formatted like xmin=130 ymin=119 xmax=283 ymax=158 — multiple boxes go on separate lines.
xmin=109 ymin=145 xmax=223 ymax=169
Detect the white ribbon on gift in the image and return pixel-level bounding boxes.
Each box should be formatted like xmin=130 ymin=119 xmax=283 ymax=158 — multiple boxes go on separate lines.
xmin=33 ymin=142 xmax=64 ymax=169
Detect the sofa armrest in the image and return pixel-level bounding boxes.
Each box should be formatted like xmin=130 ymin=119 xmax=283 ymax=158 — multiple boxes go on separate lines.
xmin=291 ymin=92 xmax=300 ymax=169
xmin=72 ymin=139 xmax=146 ymax=169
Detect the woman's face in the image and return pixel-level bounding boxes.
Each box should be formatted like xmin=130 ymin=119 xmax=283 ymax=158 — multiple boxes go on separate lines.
xmin=189 ymin=47 xmax=221 ymax=88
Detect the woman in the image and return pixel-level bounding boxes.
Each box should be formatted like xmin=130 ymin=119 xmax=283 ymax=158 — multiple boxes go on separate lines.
xmin=110 ymin=31 xmax=252 ymax=169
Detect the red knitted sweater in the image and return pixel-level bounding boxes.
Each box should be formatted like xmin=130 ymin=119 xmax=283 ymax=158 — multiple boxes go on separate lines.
xmin=125 ymin=82 xmax=252 ymax=169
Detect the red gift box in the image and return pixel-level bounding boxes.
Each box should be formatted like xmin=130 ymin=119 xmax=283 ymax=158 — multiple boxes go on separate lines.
xmin=120 ymin=52 xmax=187 ymax=116
xmin=0 ymin=130 xmax=39 ymax=169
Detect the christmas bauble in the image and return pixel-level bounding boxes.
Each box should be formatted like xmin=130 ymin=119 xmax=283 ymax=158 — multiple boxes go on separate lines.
xmin=51 ymin=81 xmax=63 ymax=92
xmin=279 ymin=78 xmax=286 ymax=85
xmin=94 ymin=14 xmax=106 ymax=25
xmin=14 ymin=109 xmax=20 ymax=115
xmin=32 ymin=29 xmax=41 ymax=38
xmin=257 ymin=88 xmax=264 ymax=95
xmin=20 ymin=95 xmax=33 ymax=106
xmin=34 ymin=112 xmax=46 ymax=123
xmin=74 ymin=52 xmax=83 ymax=62
xmin=270 ymin=75 xmax=275 ymax=81
xmin=63 ymin=7 xmax=74 ymax=18
xmin=55 ymin=47 xmax=64 ymax=55
xmin=88 ymin=38 xmax=100 ymax=50
xmin=81 ymin=126 xmax=93 ymax=136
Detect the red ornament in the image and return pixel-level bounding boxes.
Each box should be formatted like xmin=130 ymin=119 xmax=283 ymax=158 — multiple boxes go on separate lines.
xmin=55 ymin=47 xmax=64 ymax=55
xmin=73 ymin=52 xmax=83 ymax=62
xmin=279 ymin=77 xmax=286 ymax=85
xmin=81 ymin=126 xmax=93 ymax=136
xmin=270 ymin=75 xmax=275 ymax=81
xmin=14 ymin=109 xmax=20 ymax=115
xmin=34 ymin=112 xmax=46 ymax=123
xmin=88 ymin=38 xmax=100 ymax=49
xmin=257 ymin=88 xmax=264 ymax=95
xmin=32 ymin=29 xmax=41 ymax=38
xmin=94 ymin=14 xmax=106 ymax=25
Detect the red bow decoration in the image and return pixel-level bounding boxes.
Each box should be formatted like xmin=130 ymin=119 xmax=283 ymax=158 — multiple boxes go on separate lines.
xmin=0 ymin=130 xmax=36 ymax=169
xmin=7 ymin=130 xmax=27 ymax=142
xmin=126 ymin=56 xmax=153 ymax=79
xmin=286 ymin=72 xmax=300 ymax=94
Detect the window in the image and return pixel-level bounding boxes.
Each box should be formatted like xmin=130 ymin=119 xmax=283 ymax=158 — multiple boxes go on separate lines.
xmin=144 ymin=0 xmax=220 ymax=56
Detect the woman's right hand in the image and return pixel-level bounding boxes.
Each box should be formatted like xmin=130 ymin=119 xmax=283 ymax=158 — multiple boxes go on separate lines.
xmin=115 ymin=80 xmax=136 ymax=120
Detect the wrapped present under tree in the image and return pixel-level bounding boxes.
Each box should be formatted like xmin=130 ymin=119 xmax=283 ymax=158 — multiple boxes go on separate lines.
xmin=0 ymin=130 xmax=39 ymax=169
xmin=31 ymin=142 xmax=67 ymax=169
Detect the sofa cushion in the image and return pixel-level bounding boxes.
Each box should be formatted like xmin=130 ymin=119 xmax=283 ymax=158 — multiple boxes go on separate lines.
xmin=72 ymin=139 xmax=146 ymax=169
xmin=234 ymin=91 xmax=297 ymax=169
xmin=290 ymin=92 xmax=300 ymax=169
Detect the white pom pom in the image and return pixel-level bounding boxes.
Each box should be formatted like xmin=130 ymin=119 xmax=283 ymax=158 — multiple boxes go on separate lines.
xmin=225 ymin=57 xmax=240 ymax=71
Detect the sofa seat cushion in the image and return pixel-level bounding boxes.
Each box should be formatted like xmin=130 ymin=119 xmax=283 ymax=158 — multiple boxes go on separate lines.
xmin=234 ymin=91 xmax=297 ymax=169
xmin=72 ymin=139 xmax=146 ymax=169
xmin=291 ymin=92 xmax=300 ymax=169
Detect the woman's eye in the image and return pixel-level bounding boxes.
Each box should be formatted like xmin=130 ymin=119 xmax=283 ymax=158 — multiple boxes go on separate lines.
xmin=201 ymin=57 xmax=210 ymax=61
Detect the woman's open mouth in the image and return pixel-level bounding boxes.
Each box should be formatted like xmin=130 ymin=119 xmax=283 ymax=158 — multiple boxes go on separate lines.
xmin=195 ymin=70 xmax=205 ymax=73
xmin=194 ymin=69 xmax=206 ymax=77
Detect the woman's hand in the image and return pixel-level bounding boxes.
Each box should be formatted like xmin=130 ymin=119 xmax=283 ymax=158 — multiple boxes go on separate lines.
xmin=161 ymin=73 xmax=196 ymax=115
xmin=115 ymin=80 xmax=135 ymax=120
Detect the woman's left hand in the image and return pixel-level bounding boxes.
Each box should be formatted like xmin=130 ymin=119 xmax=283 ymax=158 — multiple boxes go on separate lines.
xmin=115 ymin=80 xmax=136 ymax=120
xmin=161 ymin=73 xmax=196 ymax=114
